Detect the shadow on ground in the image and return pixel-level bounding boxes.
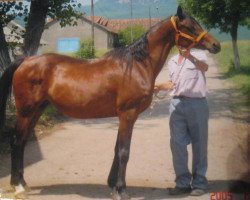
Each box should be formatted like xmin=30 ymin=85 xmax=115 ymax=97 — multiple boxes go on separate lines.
xmin=28 ymin=180 xmax=250 ymax=200
xmin=0 ymin=136 xmax=43 ymax=179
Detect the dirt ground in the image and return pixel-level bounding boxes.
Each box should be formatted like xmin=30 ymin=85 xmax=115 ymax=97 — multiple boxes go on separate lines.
xmin=0 ymin=54 xmax=249 ymax=200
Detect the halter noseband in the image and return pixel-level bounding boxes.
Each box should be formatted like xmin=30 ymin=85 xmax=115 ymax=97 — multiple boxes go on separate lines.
xmin=170 ymin=16 xmax=207 ymax=50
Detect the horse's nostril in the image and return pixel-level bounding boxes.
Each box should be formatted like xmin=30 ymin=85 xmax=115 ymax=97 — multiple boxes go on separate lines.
xmin=213 ymin=43 xmax=221 ymax=52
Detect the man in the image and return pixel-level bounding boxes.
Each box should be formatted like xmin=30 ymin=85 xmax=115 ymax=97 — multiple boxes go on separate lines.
xmin=154 ymin=48 xmax=209 ymax=196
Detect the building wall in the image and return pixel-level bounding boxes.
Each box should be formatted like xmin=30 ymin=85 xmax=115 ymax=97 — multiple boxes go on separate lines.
xmin=41 ymin=18 xmax=115 ymax=53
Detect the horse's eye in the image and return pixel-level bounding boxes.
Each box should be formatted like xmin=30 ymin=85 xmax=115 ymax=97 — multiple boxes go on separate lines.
xmin=181 ymin=26 xmax=195 ymax=35
xmin=186 ymin=27 xmax=193 ymax=33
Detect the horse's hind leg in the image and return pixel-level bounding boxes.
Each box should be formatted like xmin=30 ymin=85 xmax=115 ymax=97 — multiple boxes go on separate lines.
xmin=11 ymin=101 xmax=48 ymax=197
xmin=11 ymin=116 xmax=33 ymax=197
xmin=108 ymin=109 xmax=138 ymax=200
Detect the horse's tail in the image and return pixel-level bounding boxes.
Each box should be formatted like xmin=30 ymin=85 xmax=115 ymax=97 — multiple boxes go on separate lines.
xmin=0 ymin=56 xmax=26 ymax=130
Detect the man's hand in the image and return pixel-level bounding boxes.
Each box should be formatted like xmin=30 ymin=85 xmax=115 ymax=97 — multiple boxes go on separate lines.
xmin=154 ymin=81 xmax=175 ymax=93
xmin=179 ymin=48 xmax=191 ymax=58
xmin=179 ymin=48 xmax=208 ymax=72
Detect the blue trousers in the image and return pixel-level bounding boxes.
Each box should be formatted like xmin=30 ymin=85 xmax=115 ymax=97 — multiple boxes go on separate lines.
xmin=169 ymin=97 xmax=209 ymax=189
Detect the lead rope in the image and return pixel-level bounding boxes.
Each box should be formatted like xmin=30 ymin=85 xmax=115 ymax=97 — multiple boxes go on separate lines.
xmin=149 ymin=56 xmax=186 ymax=115
xmin=149 ymin=93 xmax=168 ymax=116
xmin=149 ymin=16 xmax=207 ymax=115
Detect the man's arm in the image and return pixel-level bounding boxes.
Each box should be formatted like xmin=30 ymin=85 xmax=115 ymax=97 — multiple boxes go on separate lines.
xmin=186 ymin=53 xmax=208 ymax=72
xmin=154 ymin=81 xmax=175 ymax=93
xmin=180 ymin=49 xmax=208 ymax=72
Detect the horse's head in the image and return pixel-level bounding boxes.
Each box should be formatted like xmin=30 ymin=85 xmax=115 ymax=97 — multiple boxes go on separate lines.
xmin=171 ymin=6 xmax=221 ymax=54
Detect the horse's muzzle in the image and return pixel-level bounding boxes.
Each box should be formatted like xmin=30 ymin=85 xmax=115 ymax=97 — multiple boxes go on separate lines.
xmin=209 ymin=42 xmax=221 ymax=54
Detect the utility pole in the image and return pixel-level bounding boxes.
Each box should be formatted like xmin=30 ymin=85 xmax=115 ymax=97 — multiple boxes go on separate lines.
xmin=91 ymin=0 xmax=95 ymax=47
xmin=143 ymin=0 xmax=152 ymax=28
xmin=148 ymin=5 xmax=151 ymax=27
xmin=130 ymin=0 xmax=133 ymax=43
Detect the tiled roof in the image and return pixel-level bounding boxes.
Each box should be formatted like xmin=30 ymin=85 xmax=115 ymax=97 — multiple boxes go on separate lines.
xmin=86 ymin=16 xmax=161 ymax=33
xmin=46 ymin=15 xmax=161 ymax=34
xmin=46 ymin=16 xmax=116 ymax=33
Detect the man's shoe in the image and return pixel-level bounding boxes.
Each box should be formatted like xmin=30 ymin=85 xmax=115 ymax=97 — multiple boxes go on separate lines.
xmin=190 ymin=188 xmax=206 ymax=196
xmin=167 ymin=187 xmax=192 ymax=195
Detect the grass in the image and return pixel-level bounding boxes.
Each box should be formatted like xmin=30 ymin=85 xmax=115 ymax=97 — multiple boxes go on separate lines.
xmin=215 ymin=40 xmax=250 ymax=99
xmin=39 ymin=106 xmax=59 ymax=123
xmin=214 ymin=40 xmax=250 ymax=121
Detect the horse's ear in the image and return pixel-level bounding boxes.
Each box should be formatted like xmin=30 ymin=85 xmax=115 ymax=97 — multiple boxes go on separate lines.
xmin=176 ymin=6 xmax=186 ymax=21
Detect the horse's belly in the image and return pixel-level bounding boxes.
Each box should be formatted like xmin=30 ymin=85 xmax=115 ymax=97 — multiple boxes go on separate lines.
xmin=49 ymin=93 xmax=118 ymax=119
xmin=60 ymin=107 xmax=117 ymax=119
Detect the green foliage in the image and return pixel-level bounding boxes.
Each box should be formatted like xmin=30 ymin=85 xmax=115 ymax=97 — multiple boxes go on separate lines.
xmin=39 ymin=106 xmax=58 ymax=123
xmin=75 ymin=39 xmax=96 ymax=59
xmin=0 ymin=0 xmax=82 ymax=46
xmin=117 ymin=25 xmax=146 ymax=46
xmin=47 ymin=0 xmax=82 ymax=27
xmin=178 ymin=0 xmax=250 ymax=69
xmin=0 ymin=2 xmax=28 ymax=25
xmin=178 ymin=0 xmax=250 ymax=33
xmin=95 ymin=49 xmax=109 ymax=58
xmin=0 ymin=0 xmax=82 ymax=27
xmin=245 ymin=18 xmax=250 ymax=29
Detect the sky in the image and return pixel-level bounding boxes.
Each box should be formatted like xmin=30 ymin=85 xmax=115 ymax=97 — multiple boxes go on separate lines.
xmin=77 ymin=0 xmax=160 ymax=5
xmin=76 ymin=0 xmax=98 ymax=6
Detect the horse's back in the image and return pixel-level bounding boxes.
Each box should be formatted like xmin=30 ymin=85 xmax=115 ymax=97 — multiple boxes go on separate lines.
xmin=12 ymin=53 xmax=152 ymax=119
xmin=12 ymin=53 xmax=111 ymax=88
xmin=12 ymin=53 xmax=120 ymax=118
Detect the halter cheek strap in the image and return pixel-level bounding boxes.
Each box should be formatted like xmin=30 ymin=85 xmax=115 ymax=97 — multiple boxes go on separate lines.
xmin=170 ymin=16 xmax=207 ymax=50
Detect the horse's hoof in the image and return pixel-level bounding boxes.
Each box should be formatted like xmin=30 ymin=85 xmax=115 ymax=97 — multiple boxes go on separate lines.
xmin=108 ymin=177 xmax=116 ymax=188
xmin=24 ymin=184 xmax=31 ymax=192
xmin=15 ymin=190 xmax=28 ymax=199
xmin=111 ymin=188 xmax=130 ymax=200
xmin=12 ymin=184 xmax=28 ymax=199
xmin=21 ymin=180 xmax=31 ymax=192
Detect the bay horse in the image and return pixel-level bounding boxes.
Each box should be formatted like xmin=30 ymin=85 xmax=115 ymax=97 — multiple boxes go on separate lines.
xmin=0 ymin=6 xmax=220 ymax=200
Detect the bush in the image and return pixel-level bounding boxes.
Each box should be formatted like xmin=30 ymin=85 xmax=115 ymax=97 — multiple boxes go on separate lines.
xmin=75 ymin=39 xmax=96 ymax=59
xmin=39 ymin=106 xmax=59 ymax=123
xmin=117 ymin=25 xmax=146 ymax=46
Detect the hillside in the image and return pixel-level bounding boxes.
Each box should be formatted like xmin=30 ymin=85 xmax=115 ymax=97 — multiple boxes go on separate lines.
xmin=80 ymin=0 xmax=250 ymax=41
xmin=79 ymin=0 xmax=177 ymax=19
xmin=14 ymin=0 xmax=250 ymax=41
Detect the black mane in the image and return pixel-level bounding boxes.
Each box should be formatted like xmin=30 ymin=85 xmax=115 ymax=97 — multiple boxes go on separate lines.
xmin=103 ymin=18 xmax=170 ymax=67
xmin=104 ymin=33 xmax=149 ymax=63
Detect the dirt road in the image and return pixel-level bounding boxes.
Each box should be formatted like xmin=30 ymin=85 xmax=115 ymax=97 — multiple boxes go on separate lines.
xmin=0 ymin=54 xmax=249 ymax=200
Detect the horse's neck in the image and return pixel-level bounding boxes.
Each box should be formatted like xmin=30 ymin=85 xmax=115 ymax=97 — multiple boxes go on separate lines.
xmin=147 ymin=19 xmax=175 ymax=79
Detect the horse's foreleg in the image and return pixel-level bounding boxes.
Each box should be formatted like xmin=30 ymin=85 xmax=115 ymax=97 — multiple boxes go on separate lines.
xmin=109 ymin=109 xmax=138 ymax=200
xmin=108 ymin=134 xmax=119 ymax=188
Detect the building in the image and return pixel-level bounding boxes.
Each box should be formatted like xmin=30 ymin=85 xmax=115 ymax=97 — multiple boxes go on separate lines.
xmin=91 ymin=16 xmax=161 ymax=33
xmin=41 ymin=16 xmax=117 ymax=53
xmin=4 ymin=21 xmax=46 ymax=57
xmin=41 ymin=15 xmax=161 ymax=53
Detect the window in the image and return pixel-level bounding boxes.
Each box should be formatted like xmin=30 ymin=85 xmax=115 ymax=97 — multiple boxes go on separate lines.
xmin=57 ymin=38 xmax=80 ymax=53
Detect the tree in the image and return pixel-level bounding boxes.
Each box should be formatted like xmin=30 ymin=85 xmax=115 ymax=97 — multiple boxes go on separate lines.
xmin=24 ymin=0 xmax=82 ymax=56
xmin=178 ymin=0 xmax=250 ymax=69
xmin=0 ymin=2 xmax=27 ymax=73
xmin=117 ymin=25 xmax=146 ymax=46
xmin=0 ymin=0 xmax=82 ymax=73
xmin=75 ymin=39 xmax=96 ymax=59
